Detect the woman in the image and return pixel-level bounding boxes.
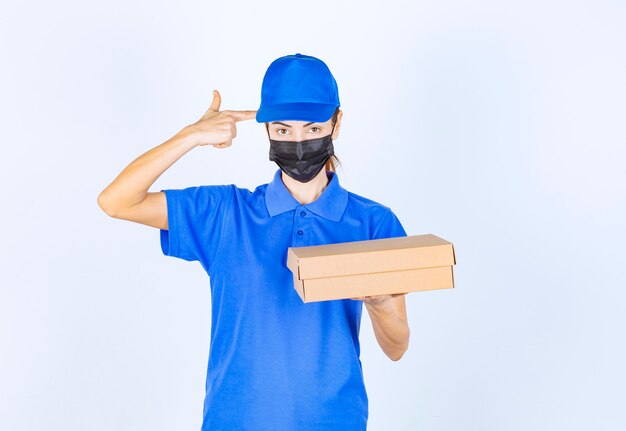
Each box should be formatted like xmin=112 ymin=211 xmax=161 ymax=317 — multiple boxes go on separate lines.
xmin=98 ymin=53 xmax=410 ymax=431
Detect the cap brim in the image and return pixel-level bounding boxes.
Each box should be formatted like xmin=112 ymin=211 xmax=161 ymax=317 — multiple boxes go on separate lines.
xmin=256 ymin=103 xmax=338 ymax=123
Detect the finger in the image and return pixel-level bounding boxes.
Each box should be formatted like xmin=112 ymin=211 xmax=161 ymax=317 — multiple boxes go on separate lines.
xmin=209 ymin=90 xmax=221 ymax=112
xmin=223 ymin=109 xmax=258 ymax=122
xmin=199 ymin=90 xmax=222 ymax=121
xmin=213 ymin=139 xmax=232 ymax=148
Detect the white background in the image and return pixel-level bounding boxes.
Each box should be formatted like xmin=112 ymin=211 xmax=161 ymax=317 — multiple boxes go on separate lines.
xmin=1 ymin=1 xmax=625 ymax=430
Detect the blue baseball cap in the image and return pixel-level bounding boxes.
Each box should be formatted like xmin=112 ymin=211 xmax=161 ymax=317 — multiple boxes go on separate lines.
xmin=256 ymin=53 xmax=340 ymax=123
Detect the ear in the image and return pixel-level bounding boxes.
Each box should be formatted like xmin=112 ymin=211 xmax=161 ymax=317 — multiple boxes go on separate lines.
xmin=332 ymin=109 xmax=343 ymax=140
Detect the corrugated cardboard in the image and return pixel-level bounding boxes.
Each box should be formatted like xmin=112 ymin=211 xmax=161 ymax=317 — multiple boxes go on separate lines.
xmin=286 ymin=234 xmax=456 ymax=303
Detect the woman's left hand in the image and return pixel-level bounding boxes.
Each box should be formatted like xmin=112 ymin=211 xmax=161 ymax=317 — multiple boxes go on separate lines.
xmin=351 ymin=293 xmax=406 ymax=305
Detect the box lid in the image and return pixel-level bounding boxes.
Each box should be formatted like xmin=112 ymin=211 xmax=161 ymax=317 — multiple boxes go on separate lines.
xmin=287 ymin=234 xmax=456 ymax=280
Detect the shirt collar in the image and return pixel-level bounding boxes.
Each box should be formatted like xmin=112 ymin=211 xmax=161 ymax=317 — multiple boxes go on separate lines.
xmin=265 ymin=168 xmax=349 ymax=222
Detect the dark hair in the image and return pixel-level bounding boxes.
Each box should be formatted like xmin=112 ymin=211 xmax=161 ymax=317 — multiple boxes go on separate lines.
xmin=325 ymin=108 xmax=342 ymax=173
xmin=264 ymin=107 xmax=342 ymax=173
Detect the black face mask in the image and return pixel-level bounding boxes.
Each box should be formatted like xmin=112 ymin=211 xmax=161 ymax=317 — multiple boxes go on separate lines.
xmin=268 ymin=123 xmax=335 ymax=183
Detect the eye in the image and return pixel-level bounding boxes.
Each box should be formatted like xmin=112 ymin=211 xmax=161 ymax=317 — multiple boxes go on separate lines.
xmin=277 ymin=128 xmax=288 ymax=135
xmin=309 ymin=126 xmax=321 ymax=133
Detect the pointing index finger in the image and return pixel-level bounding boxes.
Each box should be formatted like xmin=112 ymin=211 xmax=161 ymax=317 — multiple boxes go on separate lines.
xmin=223 ymin=110 xmax=258 ymax=122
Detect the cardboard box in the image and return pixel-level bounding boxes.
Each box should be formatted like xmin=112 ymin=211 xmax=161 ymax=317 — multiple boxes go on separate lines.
xmin=286 ymin=234 xmax=456 ymax=303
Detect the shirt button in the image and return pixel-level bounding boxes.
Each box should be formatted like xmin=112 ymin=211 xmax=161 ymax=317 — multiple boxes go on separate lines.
xmin=297 ymin=230 xmax=304 ymax=236
xmin=300 ymin=211 xmax=306 ymax=217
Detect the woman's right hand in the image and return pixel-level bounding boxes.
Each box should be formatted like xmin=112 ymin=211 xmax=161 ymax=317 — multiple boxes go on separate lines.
xmin=185 ymin=90 xmax=257 ymax=149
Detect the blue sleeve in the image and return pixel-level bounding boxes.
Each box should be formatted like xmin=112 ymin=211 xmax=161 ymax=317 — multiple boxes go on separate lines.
xmin=371 ymin=208 xmax=407 ymax=240
xmin=159 ymin=185 xmax=234 ymax=269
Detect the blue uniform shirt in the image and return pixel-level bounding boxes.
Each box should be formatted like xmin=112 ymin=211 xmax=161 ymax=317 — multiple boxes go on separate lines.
xmin=160 ymin=168 xmax=407 ymax=431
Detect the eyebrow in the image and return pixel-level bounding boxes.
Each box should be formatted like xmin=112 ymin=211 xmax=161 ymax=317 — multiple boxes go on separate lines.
xmin=270 ymin=121 xmax=316 ymax=128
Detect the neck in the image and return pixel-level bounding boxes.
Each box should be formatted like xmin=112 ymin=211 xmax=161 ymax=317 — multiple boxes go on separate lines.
xmin=281 ymin=169 xmax=330 ymax=205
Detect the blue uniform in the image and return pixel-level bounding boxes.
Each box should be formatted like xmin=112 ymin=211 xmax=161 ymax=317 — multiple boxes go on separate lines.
xmin=160 ymin=168 xmax=407 ymax=430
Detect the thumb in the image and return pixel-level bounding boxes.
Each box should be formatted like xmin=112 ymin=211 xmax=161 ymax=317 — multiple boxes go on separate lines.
xmin=208 ymin=89 xmax=221 ymax=112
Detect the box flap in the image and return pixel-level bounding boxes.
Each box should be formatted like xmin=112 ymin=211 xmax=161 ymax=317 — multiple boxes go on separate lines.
xmin=288 ymin=234 xmax=456 ymax=280
xmin=299 ymin=265 xmax=454 ymax=302
xmin=451 ymin=243 xmax=456 ymax=265
xmin=286 ymin=248 xmax=298 ymax=275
